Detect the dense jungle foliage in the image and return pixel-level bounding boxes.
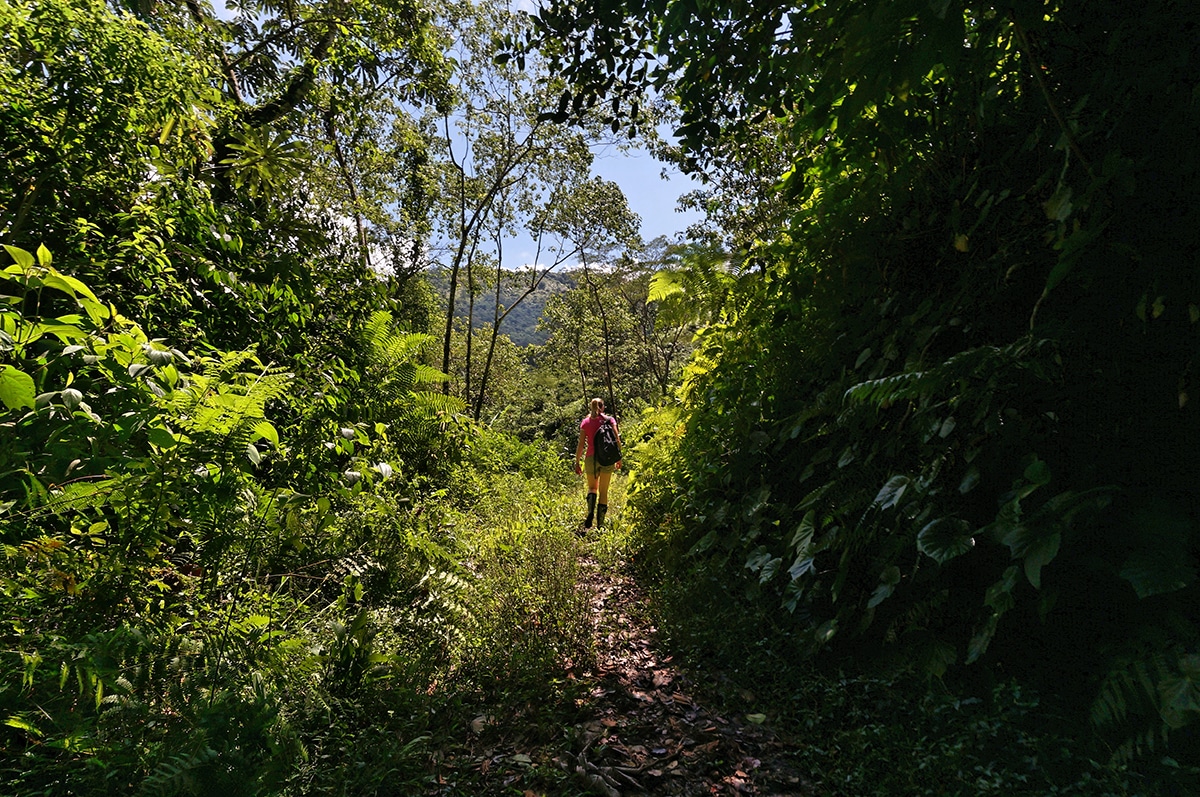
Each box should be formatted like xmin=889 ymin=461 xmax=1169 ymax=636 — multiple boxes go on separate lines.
xmin=2 ymin=0 xmax=1198 ymax=792
xmin=530 ymin=0 xmax=1200 ymax=777
xmin=0 ymin=0 xmax=692 ymax=789
xmin=0 ymin=0 xmax=602 ymax=790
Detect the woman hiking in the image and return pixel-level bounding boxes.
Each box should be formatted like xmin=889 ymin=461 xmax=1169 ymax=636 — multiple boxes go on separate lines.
xmin=574 ymin=397 xmax=622 ymax=528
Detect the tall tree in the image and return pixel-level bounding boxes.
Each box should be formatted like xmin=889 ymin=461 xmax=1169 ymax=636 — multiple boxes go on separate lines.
xmin=426 ymin=0 xmax=638 ymax=411
xmin=2 ymin=0 xmax=453 ymax=359
xmin=563 ymin=180 xmax=641 ymax=413
xmin=618 ymin=238 xmax=696 ymax=399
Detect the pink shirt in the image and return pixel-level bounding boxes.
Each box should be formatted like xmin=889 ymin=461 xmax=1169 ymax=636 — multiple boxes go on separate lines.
xmin=580 ymin=413 xmax=618 ymax=457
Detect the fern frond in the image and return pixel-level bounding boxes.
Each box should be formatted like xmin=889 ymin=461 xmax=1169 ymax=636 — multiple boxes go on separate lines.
xmin=168 ymin=361 xmax=292 ymax=461
xmin=37 ymin=477 xmax=126 ymax=515
xmin=363 ymin=311 xmax=434 ymax=369
xmin=407 ymin=391 xmax=466 ymax=417
xmin=411 ymin=364 xmax=448 ymax=385
xmin=843 ymin=342 xmax=1045 ymax=409
xmin=1091 ymin=652 xmax=1186 ymax=763
xmin=416 ymin=567 xmax=477 ymax=645
xmin=138 ymin=747 xmax=220 ymax=797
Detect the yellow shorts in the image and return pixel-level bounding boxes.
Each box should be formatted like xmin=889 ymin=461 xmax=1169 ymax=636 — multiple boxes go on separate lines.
xmin=584 ymin=456 xmax=616 ymax=475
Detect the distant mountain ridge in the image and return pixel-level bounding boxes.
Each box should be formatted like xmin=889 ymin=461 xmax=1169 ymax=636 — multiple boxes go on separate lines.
xmin=424 ymin=268 xmax=578 ymax=346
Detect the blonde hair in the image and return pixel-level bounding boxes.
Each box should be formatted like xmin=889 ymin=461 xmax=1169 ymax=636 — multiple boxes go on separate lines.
xmin=589 ymin=397 xmax=604 ymax=417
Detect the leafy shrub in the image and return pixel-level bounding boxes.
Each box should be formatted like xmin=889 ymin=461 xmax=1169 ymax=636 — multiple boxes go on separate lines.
xmin=620 ymin=1 xmax=1200 ymax=769
xmin=0 ymin=251 xmax=462 ymax=791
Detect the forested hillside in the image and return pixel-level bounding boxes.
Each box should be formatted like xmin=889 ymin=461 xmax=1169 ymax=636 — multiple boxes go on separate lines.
xmin=425 ymin=268 xmax=575 ymax=346
xmin=1 ymin=0 xmax=1197 ymax=793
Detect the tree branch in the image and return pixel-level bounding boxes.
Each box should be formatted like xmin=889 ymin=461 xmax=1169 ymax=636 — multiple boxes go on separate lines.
xmin=1010 ymin=14 xmax=1094 ymax=180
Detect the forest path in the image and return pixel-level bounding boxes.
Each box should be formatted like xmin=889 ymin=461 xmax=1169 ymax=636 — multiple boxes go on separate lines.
xmin=552 ymin=552 xmax=809 ymax=796
xmin=432 ymin=532 xmax=810 ymax=796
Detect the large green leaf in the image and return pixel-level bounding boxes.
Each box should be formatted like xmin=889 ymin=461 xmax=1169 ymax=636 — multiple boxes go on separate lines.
xmin=3 ymin=245 xmax=35 ymax=269
xmin=1158 ymin=657 xmax=1200 ymax=729
xmin=790 ymin=509 xmax=815 ymax=554
xmin=1120 ymin=551 xmax=1195 ymax=599
xmin=252 ymin=420 xmax=280 ymax=448
xmin=998 ymin=519 xmax=1061 ymax=589
xmin=1021 ymin=532 xmax=1060 ymax=590
xmin=916 ymin=517 xmax=974 ymax=564
xmin=867 ymin=565 xmax=902 ymax=608
xmin=873 ymin=475 xmax=911 ymax=510
xmin=966 ymin=614 xmax=999 ymax=664
xmin=1119 ymin=501 xmax=1196 ymax=598
xmin=0 ymin=365 xmax=35 ymax=410
xmin=744 ymin=545 xmax=774 ymax=574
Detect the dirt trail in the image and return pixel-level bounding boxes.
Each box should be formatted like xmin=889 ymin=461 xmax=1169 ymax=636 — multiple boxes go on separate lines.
xmin=432 ymin=551 xmax=809 ymax=796
xmin=558 ymin=554 xmax=808 ymax=796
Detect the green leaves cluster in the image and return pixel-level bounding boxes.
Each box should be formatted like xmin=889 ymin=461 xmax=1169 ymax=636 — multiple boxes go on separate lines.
xmin=0 ymin=0 xmax=485 ymax=786
xmin=567 ymin=0 xmax=1200 ymax=767
xmin=0 ymin=246 xmax=511 ymax=792
xmin=0 ymin=0 xmax=623 ymax=788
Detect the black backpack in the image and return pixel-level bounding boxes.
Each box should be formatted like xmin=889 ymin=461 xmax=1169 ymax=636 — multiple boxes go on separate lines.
xmin=594 ymin=415 xmax=621 ymax=467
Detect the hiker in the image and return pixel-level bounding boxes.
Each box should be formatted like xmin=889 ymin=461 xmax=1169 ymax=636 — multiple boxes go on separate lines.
xmin=574 ymin=397 xmax=622 ymax=528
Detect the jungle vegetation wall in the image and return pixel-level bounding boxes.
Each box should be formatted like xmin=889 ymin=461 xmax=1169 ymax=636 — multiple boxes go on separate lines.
xmin=529 ymin=0 xmax=1200 ymax=761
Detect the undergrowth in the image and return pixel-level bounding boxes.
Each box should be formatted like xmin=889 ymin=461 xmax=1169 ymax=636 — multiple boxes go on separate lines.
xmin=633 ymin=553 xmax=1191 ymax=796
xmin=1 ymin=411 xmax=596 ymax=795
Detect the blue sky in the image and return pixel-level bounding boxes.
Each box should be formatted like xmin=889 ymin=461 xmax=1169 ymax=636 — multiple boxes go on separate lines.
xmin=589 ymin=146 xmax=703 ymax=246
xmin=502 ymin=0 xmax=705 ymax=258
xmin=497 ymin=144 xmax=702 ymax=267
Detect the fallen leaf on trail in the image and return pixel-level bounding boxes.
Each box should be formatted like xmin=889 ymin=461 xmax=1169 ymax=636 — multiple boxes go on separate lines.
xmin=746 ymin=713 xmax=767 ymax=724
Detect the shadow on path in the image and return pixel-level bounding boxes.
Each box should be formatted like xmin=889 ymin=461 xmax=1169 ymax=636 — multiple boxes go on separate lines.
xmin=549 ymin=554 xmax=810 ymax=796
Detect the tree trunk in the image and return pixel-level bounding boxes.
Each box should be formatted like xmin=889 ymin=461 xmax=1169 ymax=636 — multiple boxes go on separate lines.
xmin=323 ymin=107 xmax=369 ymax=271
xmin=464 ymin=245 xmax=476 ymax=407
xmin=583 ymin=257 xmax=616 ymax=415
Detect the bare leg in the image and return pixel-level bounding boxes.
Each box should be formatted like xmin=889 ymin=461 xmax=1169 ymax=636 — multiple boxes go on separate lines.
xmin=597 ymin=471 xmax=612 ymax=505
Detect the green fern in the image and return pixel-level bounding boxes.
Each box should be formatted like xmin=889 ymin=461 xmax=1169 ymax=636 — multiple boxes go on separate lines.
xmin=362 ymin=311 xmax=434 ymax=367
xmin=1093 ymin=650 xmax=1200 ymax=763
xmin=358 ymin=310 xmax=462 ymax=421
xmin=842 ymin=341 xmax=1038 ymax=408
xmin=169 ymin=356 xmax=291 ymax=446
xmin=138 ymin=747 xmax=220 ymax=797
